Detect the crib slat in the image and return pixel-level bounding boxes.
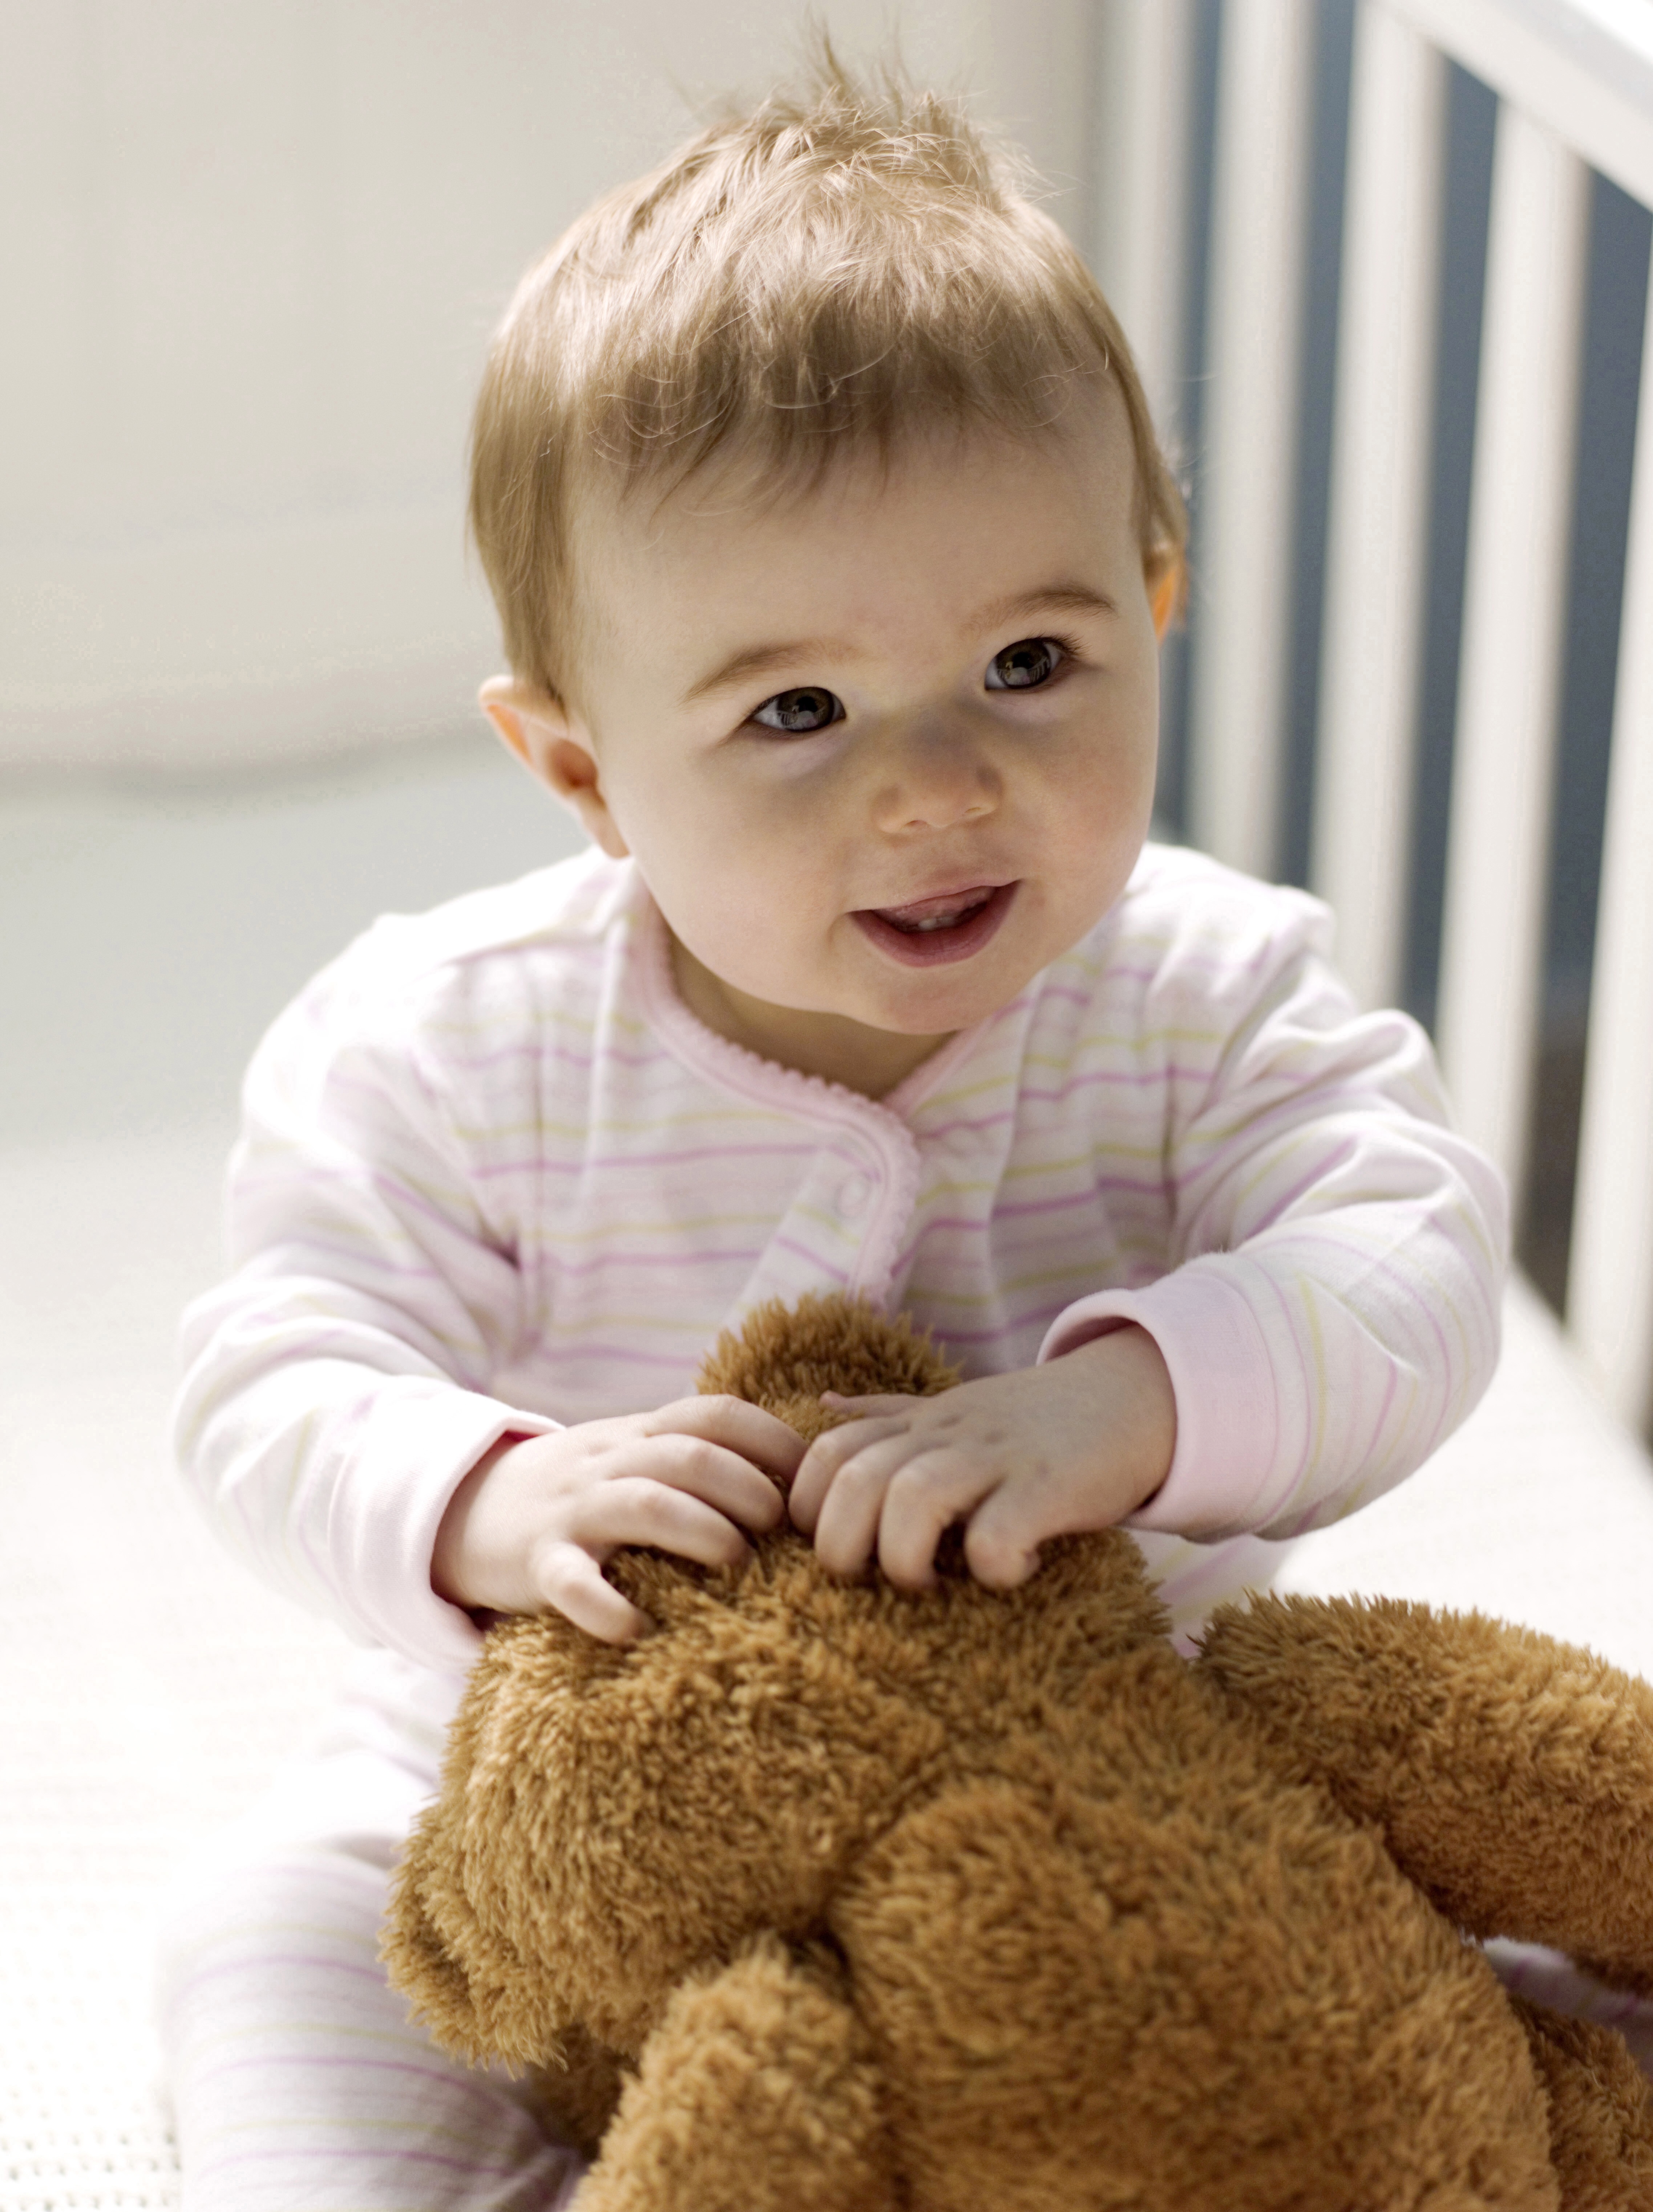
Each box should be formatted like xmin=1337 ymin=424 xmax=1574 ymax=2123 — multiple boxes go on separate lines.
xmin=1387 ymin=0 xmax=1653 ymax=215
xmin=1089 ymin=0 xmax=1194 ymax=441
xmin=1187 ymin=0 xmax=1315 ymax=880
xmin=1568 ymin=249 xmax=1653 ymax=1439
xmin=1312 ymin=5 xmax=1446 ymax=1009
xmin=1433 ymin=105 xmax=1588 ymax=1192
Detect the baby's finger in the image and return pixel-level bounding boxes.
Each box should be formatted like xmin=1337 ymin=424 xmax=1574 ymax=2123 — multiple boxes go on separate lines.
xmin=573 ymin=1475 xmax=755 ymax=1571
xmin=635 ymin=1433 xmax=786 ymax=1533
xmin=790 ymin=1416 xmax=908 ymax=1535
xmin=809 ymin=1430 xmax=929 ymax=1579
xmin=649 ymin=1395 xmax=807 ymax=1485
xmin=962 ymin=1472 xmax=1072 ymax=1588
xmin=819 ymin=1390 xmax=929 ymax=1417
xmin=876 ymin=1450 xmax=999 ymax=1590
xmin=532 ymin=1543 xmax=654 ymax=1644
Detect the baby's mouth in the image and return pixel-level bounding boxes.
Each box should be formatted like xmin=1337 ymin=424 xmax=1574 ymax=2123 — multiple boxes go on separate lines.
xmin=872 ymin=888 xmax=997 ymax=934
xmin=852 ymin=882 xmax=1018 ymax=968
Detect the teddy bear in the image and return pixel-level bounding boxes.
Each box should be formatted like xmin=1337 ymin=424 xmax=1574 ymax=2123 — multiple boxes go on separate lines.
xmin=384 ymin=1292 xmax=1653 ymax=2211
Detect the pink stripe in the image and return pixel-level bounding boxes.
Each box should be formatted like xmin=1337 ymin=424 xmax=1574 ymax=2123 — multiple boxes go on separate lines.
xmin=996 ymin=1186 xmax=1161 ymax=1222
xmin=927 ymin=1302 xmax=1071 ymax=1347
xmin=430 ymin=1040 xmax=670 ymax=1075
xmin=260 ymin=1238 xmax=445 ymax=1284
xmin=1242 ymin=1138 xmax=1359 ymax=1239
xmin=1243 ymin=1227 xmax=1460 ymax=1519
xmin=1031 ymin=956 xmax=1233 ymax=1006
xmin=1354 ymin=1242 xmax=1455 ymax=1461
xmin=1033 ymin=981 xmax=1106 ymax=1009
xmin=1176 ymin=1109 xmax=1364 ymax=1212
xmin=771 ymin=1236 xmax=851 ymax=1284
xmin=915 ymin=1183 xmax=1165 ymax=1234
xmin=917 ymin=1065 xmax=1222 ymax=1143
xmin=241 ymin=1164 xmax=485 ymax=1250
xmin=549 ymin=1246 xmax=762 ymax=1277
xmin=544 ymin=1341 xmax=695 ymax=1369
xmin=469 ymin=1139 xmax=819 ymax=1180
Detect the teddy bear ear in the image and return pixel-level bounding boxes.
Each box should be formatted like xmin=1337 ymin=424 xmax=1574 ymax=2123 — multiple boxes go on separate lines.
xmin=696 ymin=1291 xmax=960 ymax=1435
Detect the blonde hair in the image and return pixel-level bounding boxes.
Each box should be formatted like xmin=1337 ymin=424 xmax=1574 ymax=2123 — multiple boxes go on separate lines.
xmin=471 ymin=49 xmax=1187 ymax=704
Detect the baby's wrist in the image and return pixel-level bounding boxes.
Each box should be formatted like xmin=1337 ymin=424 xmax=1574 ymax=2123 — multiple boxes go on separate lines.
xmin=431 ymin=1432 xmax=538 ymax=1612
xmin=1060 ymin=1324 xmax=1176 ymax=1517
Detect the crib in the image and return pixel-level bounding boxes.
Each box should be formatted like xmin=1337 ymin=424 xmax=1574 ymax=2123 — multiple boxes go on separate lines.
xmin=1070 ymin=0 xmax=1652 ymax=1660
xmin=5 ymin=1 xmax=1653 ymax=2201
xmin=1095 ymin=0 xmax=1653 ymax=1452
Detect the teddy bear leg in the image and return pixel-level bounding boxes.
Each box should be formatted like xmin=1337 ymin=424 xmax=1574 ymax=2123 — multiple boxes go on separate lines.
xmin=1509 ymin=1996 xmax=1653 ymax=2211
xmin=570 ymin=1932 xmax=900 ymax=2212
xmin=1196 ymin=1594 xmax=1653 ymax=1991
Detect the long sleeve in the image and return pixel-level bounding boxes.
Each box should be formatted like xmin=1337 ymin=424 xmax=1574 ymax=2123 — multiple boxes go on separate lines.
xmin=173 ymin=924 xmax=557 ymax=1672
xmin=1038 ymin=867 xmax=1508 ymax=1542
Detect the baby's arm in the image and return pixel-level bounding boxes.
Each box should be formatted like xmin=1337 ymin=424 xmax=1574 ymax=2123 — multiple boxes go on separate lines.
xmin=174 ymin=929 xmax=792 ymax=1666
xmin=796 ymin=871 xmax=1506 ymax=1587
xmin=788 ymin=1325 xmax=1174 ymax=1589
xmin=1056 ymin=902 xmax=1508 ymax=1547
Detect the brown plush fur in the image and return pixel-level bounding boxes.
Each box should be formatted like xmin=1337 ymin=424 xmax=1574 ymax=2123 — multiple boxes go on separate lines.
xmin=385 ymin=1293 xmax=1653 ymax=2210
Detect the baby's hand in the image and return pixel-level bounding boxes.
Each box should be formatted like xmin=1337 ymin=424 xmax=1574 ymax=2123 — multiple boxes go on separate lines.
xmin=432 ymin=1397 xmax=802 ymax=1643
xmin=787 ymin=1326 xmax=1176 ymax=1592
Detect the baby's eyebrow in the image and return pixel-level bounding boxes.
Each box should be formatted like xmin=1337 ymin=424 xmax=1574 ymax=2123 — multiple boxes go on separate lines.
xmin=970 ymin=581 xmax=1120 ymax=630
xmin=681 ymin=637 xmax=850 ymax=707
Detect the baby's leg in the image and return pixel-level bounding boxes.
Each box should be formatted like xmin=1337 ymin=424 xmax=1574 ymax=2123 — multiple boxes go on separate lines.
xmin=156 ymin=1733 xmax=588 ymax=2211
xmin=1485 ymin=1939 xmax=1653 ymax=2079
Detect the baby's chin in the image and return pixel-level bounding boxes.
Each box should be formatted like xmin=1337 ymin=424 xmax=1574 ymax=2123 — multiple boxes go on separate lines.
xmin=814 ymin=948 xmax=1045 ymax=1051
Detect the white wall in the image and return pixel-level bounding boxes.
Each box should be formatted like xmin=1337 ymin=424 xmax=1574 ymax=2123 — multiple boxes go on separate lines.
xmin=2 ymin=0 xmax=1099 ymax=772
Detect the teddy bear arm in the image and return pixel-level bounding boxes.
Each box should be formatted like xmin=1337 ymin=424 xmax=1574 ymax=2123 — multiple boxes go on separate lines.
xmin=1197 ymin=1594 xmax=1653 ymax=1990
xmin=572 ymin=1933 xmax=901 ymax=2212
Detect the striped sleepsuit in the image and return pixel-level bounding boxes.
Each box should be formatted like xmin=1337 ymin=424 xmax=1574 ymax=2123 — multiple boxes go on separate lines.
xmin=159 ymin=838 xmax=1508 ymax=2208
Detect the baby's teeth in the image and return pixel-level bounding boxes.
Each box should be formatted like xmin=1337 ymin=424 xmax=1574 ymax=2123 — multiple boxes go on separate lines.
xmin=887 ymin=895 xmax=987 ymax=931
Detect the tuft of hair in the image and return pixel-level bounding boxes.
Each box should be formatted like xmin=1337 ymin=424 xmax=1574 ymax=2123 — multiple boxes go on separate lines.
xmin=470 ymin=41 xmax=1187 ymax=704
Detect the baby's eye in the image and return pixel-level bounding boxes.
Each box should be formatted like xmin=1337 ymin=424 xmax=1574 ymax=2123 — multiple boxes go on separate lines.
xmin=984 ymin=637 xmax=1066 ymax=691
xmin=750 ymin=686 xmax=844 ymax=734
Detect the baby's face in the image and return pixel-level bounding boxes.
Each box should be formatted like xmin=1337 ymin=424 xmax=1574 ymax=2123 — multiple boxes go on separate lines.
xmin=495 ymin=393 xmax=1165 ymax=1096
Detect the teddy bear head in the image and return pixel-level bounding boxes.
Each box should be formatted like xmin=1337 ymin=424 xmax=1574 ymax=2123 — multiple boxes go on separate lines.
xmin=388 ymin=1295 xmax=1165 ymax=2068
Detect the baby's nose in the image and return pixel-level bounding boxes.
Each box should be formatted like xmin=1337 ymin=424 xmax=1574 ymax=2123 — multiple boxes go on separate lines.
xmin=870 ymin=720 xmax=1001 ymax=833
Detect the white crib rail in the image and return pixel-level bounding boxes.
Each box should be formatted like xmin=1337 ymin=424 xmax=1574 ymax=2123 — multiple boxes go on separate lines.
xmin=1096 ymin=0 xmax=1653 ymax=1437
xmin=1390 ymin=0 xmax=1653 ymax=209
xmin=1432 ymin=106 xmax=1588 ymax=1195
xmin=1375 ymin=0 xmax=1653 ymax=1434
xmin=1088 ymin=0 xmax=1197 ymax=438
xmin=1185 ymin=0 xmax=1316 ymax=879
xmin=1312 ymin=6 xmax=1444 ymax=1013
xmin=1572 ymin=301 xmax=1653 ymax=1433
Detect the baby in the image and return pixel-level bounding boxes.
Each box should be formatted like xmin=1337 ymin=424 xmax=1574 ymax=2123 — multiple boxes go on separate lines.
xmin=158 ymin=53 xmax=1506 ymax=2212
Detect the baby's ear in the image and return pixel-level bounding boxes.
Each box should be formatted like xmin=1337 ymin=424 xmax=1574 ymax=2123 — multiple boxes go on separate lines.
xmin=1146 ymin=552 xmax=1185 ymax=642
xmin=479 ymin=676 xmax=629 ymax=859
